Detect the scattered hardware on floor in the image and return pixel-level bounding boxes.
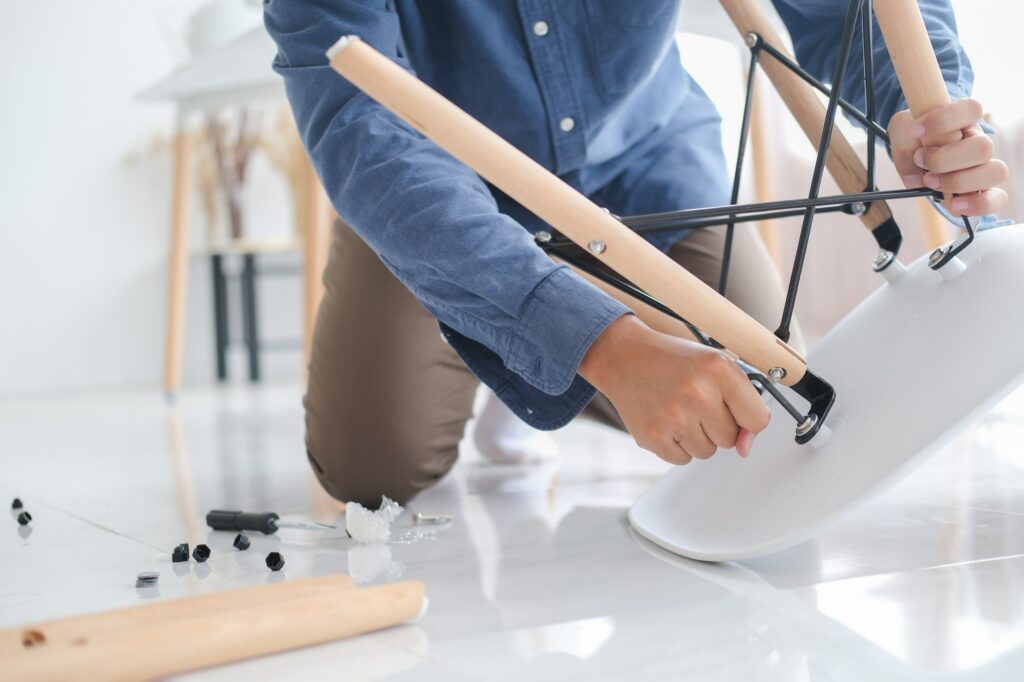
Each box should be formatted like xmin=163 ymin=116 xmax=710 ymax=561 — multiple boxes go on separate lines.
xmin=233 ymin=533 xmax=251 ymax=550
xmin=135 ymin=571 xmax=159 ymax=588
xmin=265 ymin=551 xmax=285 ymax=571
xmin=206 ymin=508 xmax=335 ymax=534
xmin=192 ymin=544 xmax=211 ymax=562
xmin=412 ymin=512 xmax=452 ymax=526
xmin=171 ymin=543 xmax=190 ymax=563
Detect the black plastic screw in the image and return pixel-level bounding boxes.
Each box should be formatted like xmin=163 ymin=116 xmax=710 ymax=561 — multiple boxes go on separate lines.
xmin=233 ymin=533 xmax=251 ymax=551
xmin=192 ymin=544 xmax=211 ymax=562
xmin=265 ymin=551 xmax=285 ymax=571
xmin=16 ymin=511 xmax=31 ymax=526
xmin=12 ymin=498 xmax=23 ymax=510
xmin=171 ymin=543 xmax=190 ymax=563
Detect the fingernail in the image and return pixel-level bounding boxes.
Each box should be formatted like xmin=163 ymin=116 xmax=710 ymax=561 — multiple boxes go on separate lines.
xmin=951 ymin=198 xmax=969 ymax=212
xmin=902 ymin=174 xmax=924 ymax=188
xmin=909 ymin=122 xmax=926 ymax=138
xmin=913 ymin=149 xmax=926 ymax=168
xmin=923 ymin=173 xmax=941 ymax=190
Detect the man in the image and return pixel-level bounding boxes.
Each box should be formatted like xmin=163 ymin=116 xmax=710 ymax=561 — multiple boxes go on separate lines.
xmin=264 ymin=0 xmax=1008 ymax=506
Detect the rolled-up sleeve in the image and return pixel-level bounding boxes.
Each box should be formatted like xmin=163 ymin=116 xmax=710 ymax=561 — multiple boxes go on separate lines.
xmin=263 ymin=0 xmax=629 ymax=424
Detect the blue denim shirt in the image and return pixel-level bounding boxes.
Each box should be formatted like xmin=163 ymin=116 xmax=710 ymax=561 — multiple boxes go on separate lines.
xmin=264 ymin=0 xmax=974 ymax=430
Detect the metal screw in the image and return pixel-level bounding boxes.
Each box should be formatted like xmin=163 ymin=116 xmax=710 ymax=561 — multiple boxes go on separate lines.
xmin=413 ymin=512 xmax=453 ymax=526
xmin=768 ymin=367 xmax=786 ymax=381
xmin=928 ymin=246 xmax=948 ymax=268
xmin=534 ymin=231 xmax=552 ymax=243
xmin=872 ymin=249 xmax=894 ymax=272
xmin=850 ymin=202 xmax=867 ymax=216
xmin=745 ymin=32 xmax=758 ymax=48
xmin=588 ymin=240 xmax=607 ymax=255
xmin=795 ymin=414 xmax=818 ymax=437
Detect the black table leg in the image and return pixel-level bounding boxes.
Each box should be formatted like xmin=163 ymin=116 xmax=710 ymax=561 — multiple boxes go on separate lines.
xmin=241 ymin=253 xmax=261 ymax=382
xmin=211 ymin=254 xmax=229 ymax=381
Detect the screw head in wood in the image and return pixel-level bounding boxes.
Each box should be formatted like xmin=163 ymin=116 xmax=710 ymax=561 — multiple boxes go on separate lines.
xmin=587 ymin=240 xmax=606 ymax=255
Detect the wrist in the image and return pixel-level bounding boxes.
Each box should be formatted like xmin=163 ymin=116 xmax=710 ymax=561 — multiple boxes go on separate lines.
xmin=578 ymin=313 xmax=646 ymax=392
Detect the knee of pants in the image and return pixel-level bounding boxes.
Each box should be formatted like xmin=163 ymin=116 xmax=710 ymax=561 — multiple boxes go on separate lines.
xmin=305 ymin=411 xmax=460 ymax=508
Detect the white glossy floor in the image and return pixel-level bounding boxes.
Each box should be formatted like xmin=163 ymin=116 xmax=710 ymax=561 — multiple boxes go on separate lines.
xmin=4 ymin=382 xmax=1024 ymax=680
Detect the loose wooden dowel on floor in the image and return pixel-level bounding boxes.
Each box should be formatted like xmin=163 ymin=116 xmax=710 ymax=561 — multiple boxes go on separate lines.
xmin=6 ymin=578 xmax=424 ymax=682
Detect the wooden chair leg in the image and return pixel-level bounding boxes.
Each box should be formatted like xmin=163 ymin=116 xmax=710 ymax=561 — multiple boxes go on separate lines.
xmin=749 ymin=72 xmax=783 ymax=270
xmin=164 ymin=128 xmax=195 ymax=396
xmin=300 ymin=155 xmax=332 ymax=362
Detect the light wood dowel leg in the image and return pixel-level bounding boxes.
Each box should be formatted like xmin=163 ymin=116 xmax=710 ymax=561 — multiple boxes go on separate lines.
xmin=917 ymin=198 xmax=950 ymax=251
xmin=163 ymin=128 xmax=194 ymax=396
xmin=749 ymin=71 xmax=782 ymax=269
xmin=300 ymin=154 xmax=332 ymax=362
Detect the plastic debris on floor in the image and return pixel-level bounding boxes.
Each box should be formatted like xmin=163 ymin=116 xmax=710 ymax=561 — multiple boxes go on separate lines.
xmin=346 ymin=496 xmax=403 ymax=544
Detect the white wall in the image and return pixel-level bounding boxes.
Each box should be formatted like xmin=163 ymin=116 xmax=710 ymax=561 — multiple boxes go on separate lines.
xmin=0 ymin=0 xmax=301 ymax=398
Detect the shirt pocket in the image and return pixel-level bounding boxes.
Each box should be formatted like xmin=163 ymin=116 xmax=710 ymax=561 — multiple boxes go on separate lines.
xmin=583 ymin=0 xmax=679 ymax=97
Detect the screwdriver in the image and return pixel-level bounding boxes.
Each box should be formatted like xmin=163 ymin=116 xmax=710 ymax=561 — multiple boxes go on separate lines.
xmin=206 ymin=509 xmax=336 ymax=535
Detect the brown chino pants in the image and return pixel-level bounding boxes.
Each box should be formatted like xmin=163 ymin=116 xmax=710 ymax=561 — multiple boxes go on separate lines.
xmin=305 ymin=221 xmax=799 ymax=506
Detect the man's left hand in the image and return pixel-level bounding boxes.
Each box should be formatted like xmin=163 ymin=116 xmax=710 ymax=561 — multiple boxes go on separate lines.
xmin=890 ymin=99 xmax=1009 ymax=216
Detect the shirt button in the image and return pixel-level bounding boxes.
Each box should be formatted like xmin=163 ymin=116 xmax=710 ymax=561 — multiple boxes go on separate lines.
xmin=533 ymin=20 xmax=549 ymax=37
xmin=559 ymin=116 xmax=575 ymax=132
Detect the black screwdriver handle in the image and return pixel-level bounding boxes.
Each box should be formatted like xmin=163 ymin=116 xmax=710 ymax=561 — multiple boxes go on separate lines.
xmin=206 ymin=510 xmax=280 ymax=534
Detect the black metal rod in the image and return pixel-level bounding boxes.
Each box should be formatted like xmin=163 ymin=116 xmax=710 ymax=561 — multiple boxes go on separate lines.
xmin=862 ymin=0 xmax=877 ymax=191
xmin=756 ymin=39 xmax=889 ymax=143
xmin=621 ymin=187 xmax=935 ymax=230
xmin=545 ymin=247 xmax=715 ymax=348
xmin=777 ymin=0 xmax=864 ymax=342
xmin=748 ymin=373 xmax=805 ymax=422
xmin=720 ymin=50 xmax=761 ymax=296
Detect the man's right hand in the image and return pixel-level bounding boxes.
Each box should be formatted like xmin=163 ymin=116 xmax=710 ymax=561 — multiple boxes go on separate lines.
xmin=579 ymin=315 xmax=772 ymax=465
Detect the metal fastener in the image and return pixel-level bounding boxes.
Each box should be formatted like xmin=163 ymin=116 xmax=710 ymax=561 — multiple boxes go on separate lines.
xmin=850 ymin=202 xmax=867 ymax=216
xmin=233 ymin=533 xmax=251 ymax=551
xmin=135 ymin=571 xmax=159 ymax=588
xmin=265 ymin=551 xmax=285 ymax=572
xmin=872 ymin=249 xmax=894 ymax=272
xmin=192 ymin=544 xmax=211 ymax=562
xmin=745 ymin=32 xmax=758 ymax=48
xmin=587 ymin=239 xmax=606 ymax=255
xmin=795 ymin=414 xmax=819 ymax=437
xmin=413 ymin=512 xmax=453 ymax=526
xmin=928 ymin=246 xmax=948 ymax=268
xmin=768 ymin=367 xmax=786 ymax=381
xmin=534 ymin=231 xmax=552 ymax=243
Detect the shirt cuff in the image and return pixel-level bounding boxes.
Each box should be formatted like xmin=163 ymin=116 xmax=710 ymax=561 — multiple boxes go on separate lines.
xmin=505 ymin=266 xmax=631 ymax=396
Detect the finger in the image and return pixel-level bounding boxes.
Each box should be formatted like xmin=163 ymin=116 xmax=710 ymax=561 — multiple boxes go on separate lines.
xmin=678 ymin=425 xmax=716 ymax=460
xmin=735 ymin=429 xmax=756 ymax=458
xmin=700 ymin=400 xmax=740 ymax=450
xmin=913 ymin=133 xmax=994 ymax=174
xmin=893 ymin=148 xmax=925 ymax=187
xmin=924 ymin=159 xmax=1009 ymax=195
xmin=722 ymin=374 xmax=771 ymax=434
xmin=910 ymin=99 xmax=983 ymax=140
xmin=669 ymin=438 xmax=693 ymax=466
xmin=950 ymin=187 xmax=1009 ymax=216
